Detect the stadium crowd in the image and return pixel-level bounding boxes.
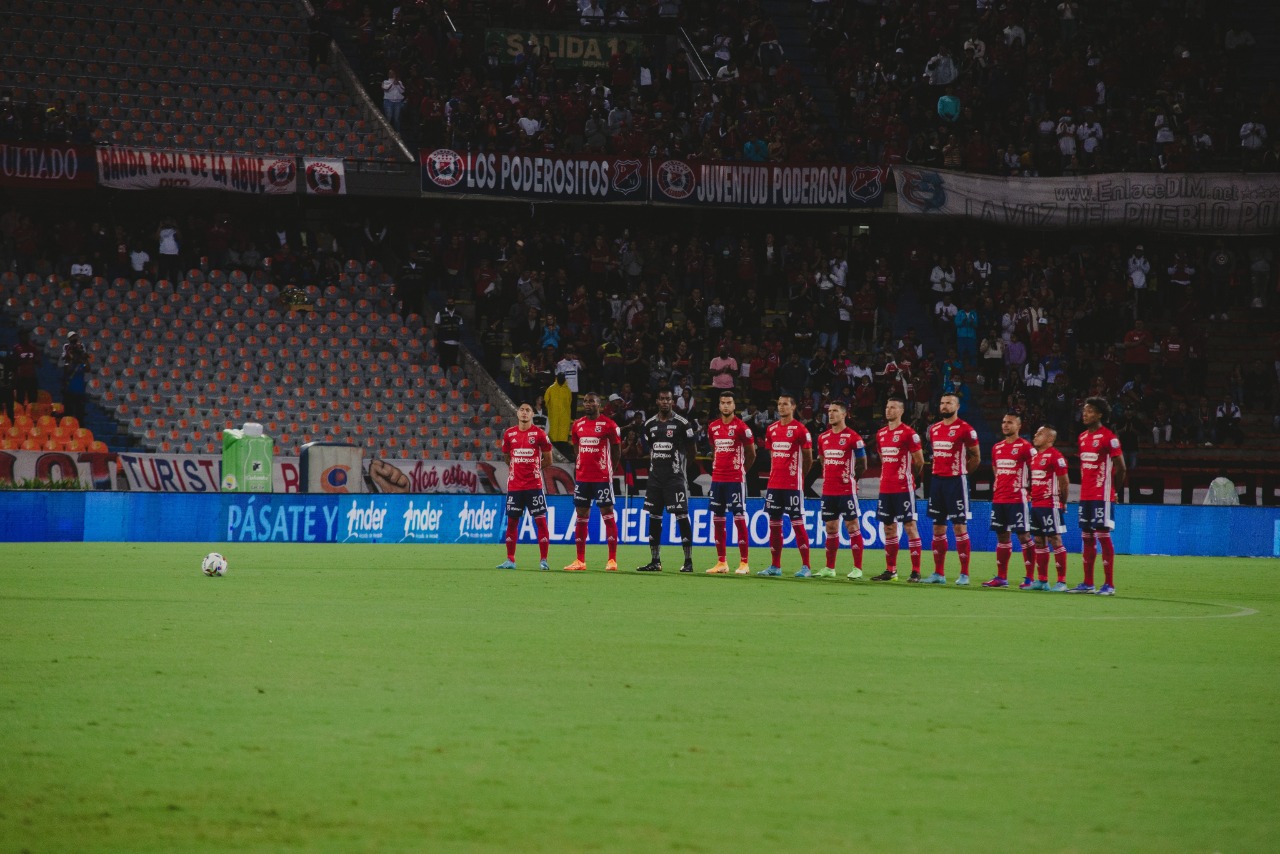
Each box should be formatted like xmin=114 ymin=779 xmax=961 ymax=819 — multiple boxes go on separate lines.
xmin=320 ymin=0 xmax=1280 ymax=173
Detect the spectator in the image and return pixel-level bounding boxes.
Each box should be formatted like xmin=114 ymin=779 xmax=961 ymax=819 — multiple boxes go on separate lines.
xmin=381 ymin=69 xmax=406 ymax=131
xmin=59 ymin=331 xmax=89 ymax=422
xmin=432 ymin=297 xmax=463 ymax=369
xmin=545 ymin=372 xmax=573 ymax=449
xmin=12 ymin=329 xmax=38 ymax=411
xmin=709 ymin=346 xmax=738 ymax=391
xmin=1213 ymin=395 xmax=1244 ymax=446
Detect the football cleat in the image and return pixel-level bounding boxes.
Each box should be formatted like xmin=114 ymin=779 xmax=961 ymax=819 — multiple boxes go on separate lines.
xmin=1095 ymin=584 xmax=1116 ymax=596
xmin=635 ymin=561 xmax=663 ymax=572
xmin=922 ymin=572 xmax=947 ymax=584
xmin=605 ymin=559 xmax=618 ymax=572
xmin=954 ymin=574 xmax=970 ymax=586
xmin=1049 ymin=581 xmax=1069 ymax=592
xmin=495 ymin=560 xmax=518 ymax=570
xmin=907 ymin=571 xmax=923 ymax=583
xmin=706 ymin=561 xmax=730 ymax=575
xmin=757 ymin=566 xmax=783 ymax=577
xmin=815 ymin=568 xmax=837 ymax=578
xmin=679 ymin=560 xmax=695 ymax=574
xmin=1032 ymin=580 xmax=1050 ymax=591
xmin=1067 ymin=583 xmax=1096 ymax=593
xmin=871 ymin=570 xmax=898 ymax=582
xmin=734 ymin=562 xmax=752 ymax=575
xmin=1018 ymin=578 xmax=1036 ymax=590
xmin=982 ymin=577 xmax=1009 ymax=588
xmin=563 ymin=560 xmax=587 ymax=572
xmin=539 ymin=560 xmax=550 ymax=571
xmin=846 ymin=568 xmax=864 ymax=580
xmin=794 ymin=566 xmax=813 ymax=578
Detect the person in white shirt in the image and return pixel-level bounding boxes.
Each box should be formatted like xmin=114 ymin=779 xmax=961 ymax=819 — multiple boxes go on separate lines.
xmin=1128 ymin=245 xmax=1151 ymax=319
xmin=930 ymin=257 xmax=956 ymax=294
xmin=1076 ymin=111 xmax=1103 ymax=167
xmin=381 ymin=70 xmax=406 ymax=131
xmin=1056 ymin=112 xmax=1077 ymax=167
xmin=555 ymin=351 xmax=584 ymax=394
xmin=924 ymin=47 xmax=958 ymax=86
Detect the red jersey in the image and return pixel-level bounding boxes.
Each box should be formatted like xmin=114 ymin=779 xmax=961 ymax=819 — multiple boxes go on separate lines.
xmin=990 ymin=437 xmax=1033 ymax=503
xmin=876 ymin=423 xmax=922 ymax=494
xmin=1030 ymin=446 xmax=1068 ymax=507
xmin=765 ymin=419 xmax=811 ymax=490
xmin=817 ymin=427 xmax=866 ymax=497
xmin=1077 ymin=426 xmax=1122 ymax=501
xmin=501 ymin=424 xmax=552 ymax=491
xmin=707 ymin=417 xmax=754 ymax=483
xmin=570 ymin=416 xmax=621 ymax=483
xmin=928 ymin=418 xmax=979 ymax=477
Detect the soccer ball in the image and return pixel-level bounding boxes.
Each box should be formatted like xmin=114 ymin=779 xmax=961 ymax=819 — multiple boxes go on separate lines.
xmin=202 ymin=553 xmax=228 ymax=577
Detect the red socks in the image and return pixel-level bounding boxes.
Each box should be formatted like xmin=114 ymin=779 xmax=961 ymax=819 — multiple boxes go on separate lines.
xmin=713 ymin=515 xmax=727 ymax=561
xmin=1035 ymin=545 xmax=1050 ymax=582
xmin=885 ymin=537 xmax=899 ymax=571
xmin=996 ymin=541 xmax=1012 ymax=579
xmin=1081 ymin=532 xmax=1096 ymax=586
xmin=1020 ymin=537 xmax=1035 ymax=576
xmin=908 ymin=537 xmax=922 ymax=573
xmin=850 ymin=530 xmax=863 ymax=569
xmin=505 ymin=516 xmax=519 ymax=561
xmin=1053 ymin=544 xmax=1067 ymax=583
xmin=736 ymin=517 xmax=750 ymax=562
xmin=794 ymin=525 xmax=810 ymax=567
xmin=534 ymin=515 xmax=549 ymax=560
xmin=769 ymin=520 xmax=783 ymax=567
xmin=956 ymin=532 xmax=970 ymax=575
xmin=602 ymin=512 xmax=618 ymax=562
xmin=932 ymin=537 xmax=948 ymax=575
xmin=575 ymin=515 xmax=589 ymax=562
xmin=1097 ymin=532 xmax=1114 ymax=586
xmin=825 ymin=537 xmax=839 ymax=570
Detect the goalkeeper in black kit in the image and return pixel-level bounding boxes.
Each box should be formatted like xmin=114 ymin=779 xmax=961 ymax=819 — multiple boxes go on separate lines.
xmin=635 ymin=389 xmax=697 ymax=573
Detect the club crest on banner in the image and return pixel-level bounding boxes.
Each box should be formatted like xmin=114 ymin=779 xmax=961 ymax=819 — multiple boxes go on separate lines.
xmin=611 ymin=159 xmax=643 ymax=195
xmin=655 ymin=159 xmax=694 ymax=200
xmin=425 ymin=149 xmax=465 ymax=187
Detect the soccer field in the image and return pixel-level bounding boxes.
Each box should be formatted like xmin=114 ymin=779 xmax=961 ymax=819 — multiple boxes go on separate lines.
xmin=2 ymin=543 xmax=1277 ymax=853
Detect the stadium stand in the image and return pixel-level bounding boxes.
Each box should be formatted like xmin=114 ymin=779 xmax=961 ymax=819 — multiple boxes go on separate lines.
xmin=0 ymin=0 xmax=403 ymax=160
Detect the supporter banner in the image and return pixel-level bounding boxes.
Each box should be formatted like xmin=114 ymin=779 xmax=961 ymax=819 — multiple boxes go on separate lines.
xmin=486 ymin=29 xmax=644 ymax=69
xmin=0 ymin=449 xmax=117 ymax=489
xmin=894 ymin=168 xmax=1280 ymax=234
xmin=422 ymin=149 xmax=645 ymax=201
xmin=97 ymin=147 xmax=298 ymax=194
xmin=652 ymin=160 xmax=886 ymax=209
xmin=303 ymin=157 xmax=346 ymax=195
xmin=0 ymin=143 xmax=95 ymax=189
xmin=366 ymin=458 xmax=491 ymax=494
xmin=117 ymin=452 xmax=302 ymax=493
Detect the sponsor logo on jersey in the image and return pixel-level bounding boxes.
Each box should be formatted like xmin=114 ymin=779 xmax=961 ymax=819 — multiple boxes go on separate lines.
xmin=652 ymin=441 xmax=674 ymax=452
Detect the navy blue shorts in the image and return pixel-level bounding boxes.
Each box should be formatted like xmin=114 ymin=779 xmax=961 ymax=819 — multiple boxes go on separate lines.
xmin=927 ymin=475 xmax=971 ymax=523
xmin=573 ymin=480 xmax=615 ymax=509
xmin=708 ymin=481 xmax=747 ymax=515
xmin=876 ymin=492 xmax=917 ymax=523
xmin=1030 ymin=505 xmax=1066 ymax=537
xmin=765 ymin=488 xmax=803 ymax=520
xmin=1078 ymin=499 xmax=1114 ymax=531
xmin=989 ymin=501 xmax=1029 ymax=533
xmin=821 ymin=495 xmax=860 ymax=522
xmin=506 ymin=488 xmax=547 ymax=517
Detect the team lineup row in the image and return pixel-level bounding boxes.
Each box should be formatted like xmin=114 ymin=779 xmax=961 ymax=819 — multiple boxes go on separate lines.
xmin=497 ymin=389 xmax=1127 ymax=595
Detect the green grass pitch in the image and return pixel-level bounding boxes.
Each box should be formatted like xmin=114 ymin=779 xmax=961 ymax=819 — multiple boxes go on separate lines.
xmin=2 ymin=543 xmax=1278 ymax=853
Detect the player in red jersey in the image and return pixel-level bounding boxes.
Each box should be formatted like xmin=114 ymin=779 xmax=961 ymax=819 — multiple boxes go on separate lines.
xmin=983 ymin=412 xmax=1036 ymax=588
xmin=759 ymin=394 xmax=814 ymax=577
xmin=873 ymin=395 xmax=925 ymax=582
xmin=1027 ymin=424 xmax=1071 ymax=591
xmin=922 ymin=393 xmax=981 ymax=584
xmin=706 ymin=390 xmax=757 ymax=575
xmin=1072 ymin=397 xmax=1126 ymax=595
xmin=496 ymin=402 xmax=554 ymax=571
xmin=564 ymin=392 xmax=623 ymax=572
xmin=814 ymin=399 xmax=867 ymax=579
